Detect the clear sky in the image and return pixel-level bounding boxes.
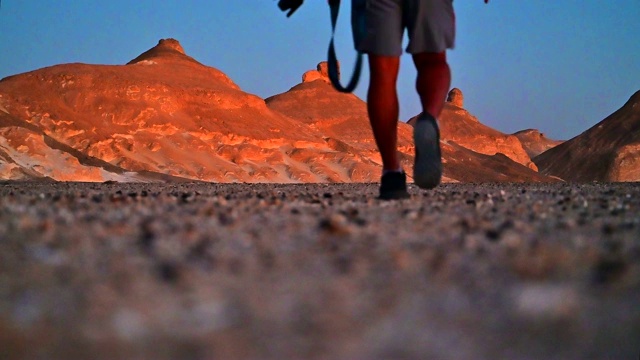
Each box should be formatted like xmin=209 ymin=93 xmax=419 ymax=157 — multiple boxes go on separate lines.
xmin=1 ymin=1 xmax=639 ymax=140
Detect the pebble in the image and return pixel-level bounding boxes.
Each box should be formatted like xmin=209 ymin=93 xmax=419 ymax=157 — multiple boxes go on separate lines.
xmin=511 ymin=283 xmax=580 ymax=320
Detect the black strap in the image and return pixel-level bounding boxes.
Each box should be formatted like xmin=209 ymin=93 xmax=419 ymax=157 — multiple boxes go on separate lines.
xmin=328 ymin=0 xmax=363 ymax=93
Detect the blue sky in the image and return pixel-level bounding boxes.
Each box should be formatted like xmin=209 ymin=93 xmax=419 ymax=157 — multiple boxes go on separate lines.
xmin=1 ymin=1 xmax=639 ymax=140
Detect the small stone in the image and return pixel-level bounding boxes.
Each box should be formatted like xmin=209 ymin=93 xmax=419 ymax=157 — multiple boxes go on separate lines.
xmin=318 ymin=214 xmax=350 ymax=235
xmin=592 ymin=256 xmax=628 ymax=284
xmin=157 ymin=262 xmax=180 ymax=283
xmin=485 ymin=228 xmax=501 ymax=241
xmin=512 ymin=284 xmax=579 ymax=319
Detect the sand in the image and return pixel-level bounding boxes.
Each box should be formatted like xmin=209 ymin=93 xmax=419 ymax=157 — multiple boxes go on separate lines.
xmin=1 ymin=182 xmax=639 ymax=359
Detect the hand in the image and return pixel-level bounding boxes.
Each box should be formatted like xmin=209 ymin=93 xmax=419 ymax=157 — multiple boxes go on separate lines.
xmin=278 ymin=0 xmax=304 ymax=17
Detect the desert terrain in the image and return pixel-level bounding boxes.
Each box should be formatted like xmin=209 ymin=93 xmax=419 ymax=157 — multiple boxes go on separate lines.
xmin=1 ymin=37 xmax=640 ymax=360
xmin=1 ymin=181 xmax=639 ymax=359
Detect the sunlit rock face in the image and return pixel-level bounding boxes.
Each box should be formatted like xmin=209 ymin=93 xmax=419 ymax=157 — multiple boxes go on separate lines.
xmin=0 ymin=40 xmax=348 ymax=182
xmin=0 ymin=40 xmax=555 ymax=183
xmin=447 ymin=87 xmax=464 ymax=108
xmin=302 ymin=61 xmax=335 ymax=84
xmin=535 ymin=90 xmax=640 ymax=182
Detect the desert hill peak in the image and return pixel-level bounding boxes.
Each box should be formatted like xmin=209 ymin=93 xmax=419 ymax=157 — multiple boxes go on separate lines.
xmin=127 ymin=38 xmax=197 ymax=65
xmin=447 ymin=88 xmax=464 ymax=108
xmin=157 ymin=38 xmax=186 ymax=54
xmin=302 ymin=61 xmax=338 ymax=84
xmin=513 ymin=129 xmax=563 ymax=158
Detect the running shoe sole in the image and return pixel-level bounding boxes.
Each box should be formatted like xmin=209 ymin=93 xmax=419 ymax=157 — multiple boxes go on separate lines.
xmin=413 ymin=114 xmax=442 ymax=189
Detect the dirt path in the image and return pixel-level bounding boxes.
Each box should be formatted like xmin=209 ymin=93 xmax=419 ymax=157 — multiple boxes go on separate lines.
xmin=1 ymin=182 xmax=639 ymax=359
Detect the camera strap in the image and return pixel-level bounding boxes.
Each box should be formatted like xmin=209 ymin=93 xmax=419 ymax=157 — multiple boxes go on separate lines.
xmin=328 ymin=0 xmax=363 ymax=93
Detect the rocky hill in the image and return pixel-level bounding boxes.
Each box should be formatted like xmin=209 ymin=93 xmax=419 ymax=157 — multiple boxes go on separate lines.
xmin=0 ymin=39 xmax=557 ymax=183
xmin=513 ymin=129 xmax=563 ymax=158
xmin=534 ymin=91 xmax=640 ymax=182
xmin=0 ymin=39 xmax=354 ymax=182
xmin=268 ymin=69 xmax=552 ymax=183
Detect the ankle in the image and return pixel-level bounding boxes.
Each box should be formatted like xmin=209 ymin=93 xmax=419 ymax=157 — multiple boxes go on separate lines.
xmin=382 ymin=167 xmax=404 ymax=176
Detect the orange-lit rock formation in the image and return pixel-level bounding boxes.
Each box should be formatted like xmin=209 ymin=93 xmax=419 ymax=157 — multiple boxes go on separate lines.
xmin=0 ymin=41 xmax=556 ymax=183
xmin=0 ymin=40 xmax=344 ymax=182
xmin=268 ymin=69 xmax=552 ymax=183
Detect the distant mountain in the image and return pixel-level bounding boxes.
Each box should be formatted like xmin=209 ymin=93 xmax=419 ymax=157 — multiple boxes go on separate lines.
xmin=513 ymin=129 xmax=563 ymax=159
xmin=534 ymin=91 xmax=640 ymax=182
xmin=0 ymin=39 xmax=557 ymax=183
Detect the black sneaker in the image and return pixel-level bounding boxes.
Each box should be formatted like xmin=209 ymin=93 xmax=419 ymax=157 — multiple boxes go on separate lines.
xmin=413 ymin=113 xmax=442 ymax=189
xmin=379 ymin=171 xmax=410 ymax=200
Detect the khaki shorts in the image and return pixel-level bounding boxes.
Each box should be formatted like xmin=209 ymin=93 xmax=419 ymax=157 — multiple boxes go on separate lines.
xmin=353 ymin=0 xmax=455 ymax=56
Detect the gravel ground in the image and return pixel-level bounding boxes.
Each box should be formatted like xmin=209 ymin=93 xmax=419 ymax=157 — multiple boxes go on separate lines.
xmin=0 ymin=182 xmax=639 ymax=360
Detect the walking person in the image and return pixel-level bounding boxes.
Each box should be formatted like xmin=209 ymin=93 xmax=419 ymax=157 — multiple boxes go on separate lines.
xmin=279 ymin=0 xmax=489 ymax=199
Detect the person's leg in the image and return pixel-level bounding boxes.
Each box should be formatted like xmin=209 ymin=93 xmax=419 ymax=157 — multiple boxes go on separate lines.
xmin=367 ymin=54 xmax=402 ymax=172
xmin=411 ymin=52 xmax=448 ymax=189
xmin=356 ymin=0 xmax=408 ymax=199
xmin=412 ymin=51 xmax=450 ymax=118
xmin=403 ymin=1 xmax=454 ymax=189
xmin=404 ymin=0 xmax=455 ymax=117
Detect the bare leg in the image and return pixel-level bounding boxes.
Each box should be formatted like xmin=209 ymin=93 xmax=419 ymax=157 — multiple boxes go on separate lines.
xmin=367 ymin=54 xmax=401 ymax=172
xmin=412 ymin=52 xmax=449 ymax=189
xmin=412 ymin=52 xmax=450 ymax=118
